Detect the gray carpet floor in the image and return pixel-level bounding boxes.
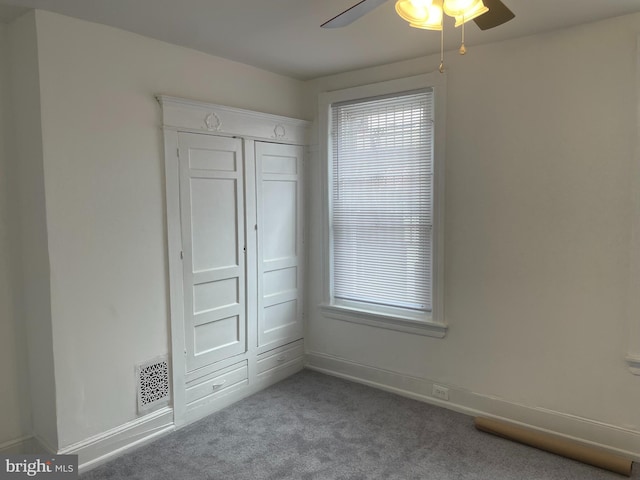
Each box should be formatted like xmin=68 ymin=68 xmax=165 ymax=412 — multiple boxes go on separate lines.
xmin=81 ymin=370 xmax=638 ymax=479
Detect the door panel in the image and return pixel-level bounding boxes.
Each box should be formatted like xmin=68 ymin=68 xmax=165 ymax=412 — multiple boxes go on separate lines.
xmin=263 ymin=181 xmax=297 ymax=260
xmin=256 ymin=142 xmax=303 ymax=352
xmin=264 ymin=299 xmax=298 ymax=331
xmin=193 ymin=278 xmax=238 ymax=314
xmin=190 ymin=177 xmax=239 ymax=272
xmin=179 ymin=133 xmax=246 ymax=371
xmin=263 ymin=267 xmax=297 ymax=297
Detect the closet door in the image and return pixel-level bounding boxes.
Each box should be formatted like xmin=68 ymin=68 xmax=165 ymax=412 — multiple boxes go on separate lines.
xmin=256 ymin=142 xmax=303 ymax=353
xmin=178 ymin=132 xmax=246 ymax=372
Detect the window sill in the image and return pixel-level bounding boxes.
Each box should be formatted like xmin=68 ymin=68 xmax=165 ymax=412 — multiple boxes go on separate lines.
xmin=319 ymin=304 xmax=447 ymax=338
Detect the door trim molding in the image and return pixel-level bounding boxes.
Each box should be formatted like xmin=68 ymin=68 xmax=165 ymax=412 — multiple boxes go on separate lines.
xmin=157 ymin=95 xmax=309 ymax=145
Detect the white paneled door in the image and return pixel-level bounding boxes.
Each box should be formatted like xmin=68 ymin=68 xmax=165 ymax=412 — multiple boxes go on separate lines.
xmin=179 ymin=133 xmax=246 ymax=372
xmin=256 ymin=142 xmax=304 ymax=353
xmin=162 ymin=97 xmax=309 ymax=428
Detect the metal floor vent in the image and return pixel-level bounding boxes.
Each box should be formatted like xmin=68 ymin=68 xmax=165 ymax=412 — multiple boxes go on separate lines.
xmin=136 ymin=355 xmax=170 ymax=414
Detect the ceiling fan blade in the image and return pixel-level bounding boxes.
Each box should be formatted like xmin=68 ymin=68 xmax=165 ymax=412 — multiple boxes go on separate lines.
xmin=473 ymin=0 xmax=515 ymax=30
xmin=321 ymin=0 xmax=389 ymax=28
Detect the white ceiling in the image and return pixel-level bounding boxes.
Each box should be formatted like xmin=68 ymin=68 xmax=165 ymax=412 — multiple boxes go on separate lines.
xmin=1 ymin=0 xmax=640 ymax=80
xmin=0 ymin=3 xmax=26 ymax=23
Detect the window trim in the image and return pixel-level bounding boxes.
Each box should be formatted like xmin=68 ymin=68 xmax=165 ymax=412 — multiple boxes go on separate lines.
xmin=319 ymin=72 xmax=447 ymax=337
xmin=627 ymin=35 xmax=640 ymax=375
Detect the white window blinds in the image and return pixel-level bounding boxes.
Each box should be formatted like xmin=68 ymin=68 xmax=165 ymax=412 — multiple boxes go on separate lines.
xmin=331 ymin=89 xmax=433 ymax=314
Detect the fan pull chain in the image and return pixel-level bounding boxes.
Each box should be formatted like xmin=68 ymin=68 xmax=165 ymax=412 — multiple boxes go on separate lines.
xmin=439 ymin=18 xmax=445 ymax=73
xmin=459 ymin=15 xmax=467 ymax=55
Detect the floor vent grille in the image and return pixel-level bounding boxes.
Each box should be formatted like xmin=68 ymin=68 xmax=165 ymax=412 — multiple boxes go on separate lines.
xmin=136 ymin=355 xmax=170 ymax=414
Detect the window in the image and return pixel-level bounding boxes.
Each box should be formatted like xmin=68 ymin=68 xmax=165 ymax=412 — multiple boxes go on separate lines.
xmin=319 ymin=74 xmax=446 ymax=337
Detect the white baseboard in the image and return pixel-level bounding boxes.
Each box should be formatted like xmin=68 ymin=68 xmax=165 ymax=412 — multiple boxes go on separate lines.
xmin=305 ymin=352 xmax=640 ymax=462
xmin=0 ymin=436 xmax=45 ymax=454
xmin=53 ymin=362 xmax=305 ymax=473
xmin=58 ymin=407 xmax=175 ymax=474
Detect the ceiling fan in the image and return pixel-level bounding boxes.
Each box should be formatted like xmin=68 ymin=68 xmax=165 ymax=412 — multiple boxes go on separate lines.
xmin=321 ymin=0 xmax=515 ymax=31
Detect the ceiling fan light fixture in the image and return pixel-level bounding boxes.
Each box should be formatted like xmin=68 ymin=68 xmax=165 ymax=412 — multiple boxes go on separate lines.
xmin=453 ymin=1 xmax=488 ymax=26
xmin=396 ymin=0 xmax=444 ymax=30
xmin=324 ymin=0 xmax=515 ymax=32
xmin=442 ymin=0 xmax=482 ymax=17
xmin=395 ymin=0 xmax=433 ymax=27
xmin=410 ymin=0 xmax=443 ymax=30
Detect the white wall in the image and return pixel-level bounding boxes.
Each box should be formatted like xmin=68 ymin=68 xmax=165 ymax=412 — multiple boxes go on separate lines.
xmin=30 ymin=10 xmax=307 ymax=449
xmin=0 ymin=22 xmax=31 ymax=449
xmin=6 ymin=12 xmax=57 ymax=451
xmin=305 ymin=13 xmax=640 ymax=454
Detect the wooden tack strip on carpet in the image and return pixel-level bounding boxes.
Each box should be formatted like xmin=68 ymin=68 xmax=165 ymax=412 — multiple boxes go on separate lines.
xmin=474 ymin=417 xmax=633 ymax=477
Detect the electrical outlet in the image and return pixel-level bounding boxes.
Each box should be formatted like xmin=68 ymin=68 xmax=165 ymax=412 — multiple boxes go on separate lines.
xmin=432 ymin=384 xmax=449 ymax=401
